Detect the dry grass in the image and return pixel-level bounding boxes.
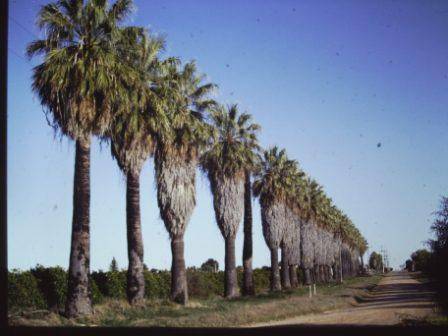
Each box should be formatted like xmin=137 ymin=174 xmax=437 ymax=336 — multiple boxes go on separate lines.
xmin=9 ymin=275 xmax=382 ymax=327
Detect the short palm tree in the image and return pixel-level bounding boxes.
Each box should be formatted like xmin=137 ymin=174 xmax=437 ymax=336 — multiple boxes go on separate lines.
xmin=253 ymin=147 xmax=297 ymax=291
xmin=108 ymin=28 xmax=166 ymax=305
xmin=154 ymin=60 xmax=216 ymax=304
xmin=201 ymin=104 xmax=259 ymax=298
xmin=27 ymin=0 xmax=136 ymax=317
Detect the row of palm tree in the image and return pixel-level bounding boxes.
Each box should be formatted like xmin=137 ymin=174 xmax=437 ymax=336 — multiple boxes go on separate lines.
xmin=27 ymin=0 xmax=367 ymax=318
xmin=252 ymin=147 xmax=367 ymax=291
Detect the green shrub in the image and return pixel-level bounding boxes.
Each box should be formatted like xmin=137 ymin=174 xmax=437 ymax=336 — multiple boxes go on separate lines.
xmin=253 ymin=268 xmax=271 ymax=293
xmin=8 ymin=269 xmax=46 ymax=310
xmin=144 ymin=270 xmax=170 ymax=299
xmin=90 ymin=277 xmax=103 ymax=304
xmin=30 ymin=265 xmax=67 ymax=312
xmin=8 ymin=265 xmax=273 ymax=311
xmin=188 ymin=269 xmax=224 ymax=298
xmin=91 ymin=270 xmax=126 ymax=299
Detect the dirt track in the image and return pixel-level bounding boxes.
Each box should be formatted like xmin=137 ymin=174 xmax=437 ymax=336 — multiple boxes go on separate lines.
xmin=249 ymin=271 xmax=437 ymax=326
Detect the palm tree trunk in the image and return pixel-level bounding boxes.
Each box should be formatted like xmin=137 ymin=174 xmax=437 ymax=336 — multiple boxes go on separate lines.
xmin=320 ymin=265 xmax=325 ymax=283
xmin=270 ymin=247 xmax=281 ymax=291
xmin=281 ymin=245 xmax=291 ymax=289
xmin=171 ymin=233 xmax=188 ymax=304
xmin=289 ymin=265 xmax=299 ymax=288
xmin=126 ymin=170 xmax=145 ymax=305
xmin=242 ymin=170 xmax=254 ymax=296
xmin=304 ymin=268 xmax=312 ymax=285
xmin=65 ymin=138 xmax=93 ymax=318
xmin=225 ymin=236 xmax=238 ymax=298
xmin=313 ymin=265 xmax=319 ymax=284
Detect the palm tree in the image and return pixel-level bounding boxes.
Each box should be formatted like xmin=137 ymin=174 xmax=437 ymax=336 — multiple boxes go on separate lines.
xmin=154 ymin=60 xmax=216 ymax=304
xmin=241 ymin=124 xmax=260 ymax=296
xmin=280 ymin=166 xmax=306 ymax=290
xmin=201 ymin=104 xmax=259 ymax=298
xmin=108 ymin=28 xmax=165 ymax=305
xmin=253 ymin=147 xmax=297 ymax=291
xmin=27 ymin=0 xmax=135 ymax=317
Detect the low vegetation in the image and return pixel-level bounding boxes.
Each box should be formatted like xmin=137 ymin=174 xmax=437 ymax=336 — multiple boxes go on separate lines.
xmin=9 ymin=270 xmax=381 ymax=327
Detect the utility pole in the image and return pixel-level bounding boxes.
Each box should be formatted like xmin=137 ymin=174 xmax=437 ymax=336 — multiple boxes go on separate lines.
xmin=380 ymin=246 xmax=385 ymax=273
xmin=339 ymin=222 xmax=343 ymax=283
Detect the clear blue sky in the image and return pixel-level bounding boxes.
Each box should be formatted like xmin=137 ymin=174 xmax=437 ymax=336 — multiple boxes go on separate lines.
xmin=7 ymin=0 xmax=448 ymax=271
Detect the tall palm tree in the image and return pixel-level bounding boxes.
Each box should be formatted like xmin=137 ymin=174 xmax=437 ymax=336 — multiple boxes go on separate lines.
xmin=201 ymin=104 xmax=259 ymax=298
xmin=241 ymin=123 xmax=260 ymax=296
xmin=154 ymin=60 xmax=216 ymax=304
xmin=253 ymin=147 xmax=297 ymax=291
xmin=27 ymin=0 xmax=135 ymax=317
xmin=284 ymin=169 xmax=306 ymax=288
xmin=108 ymin=28 xmax=166 ymax=305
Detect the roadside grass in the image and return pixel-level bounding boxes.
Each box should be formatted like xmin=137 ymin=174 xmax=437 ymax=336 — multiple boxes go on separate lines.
xmin=9 ymin=275 xmax=383 ymax=327
xmin=409 ymin=271 xmax=433 ymax=285
xmin=408 ymin=270 xmax=448 ymax=324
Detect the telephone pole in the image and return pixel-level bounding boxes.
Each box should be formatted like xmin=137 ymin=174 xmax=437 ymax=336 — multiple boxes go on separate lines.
xmin=380 ymin=246 xmax=386 ymax=273
xmin=379 ymin=246 xmax=389 ymax=273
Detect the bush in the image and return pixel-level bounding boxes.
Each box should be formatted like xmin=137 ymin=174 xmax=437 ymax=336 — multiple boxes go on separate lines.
xmin=8 ymin=270 xmax=46 ymax=310
xmin=8 ymin=265 xmax=274 ymax=311
xmin=30 ymin=265 xmax=67 ymax=312
xmin=369 ymin=252 xmax=383 ymax=272
xmin=188 ymin=269 xmax=224 ymax=298
xmin=90 ymin=277 xmax=104 ymax=304
xmin=252 ymin=268 xmax=271 ymax=292
xmin=91 ymin=270 xmax=126 ymax=299
xmin=411 ymin=249 xmax=432 ymax=272
xmin=144 ymin=270 xmax=170 ymax=299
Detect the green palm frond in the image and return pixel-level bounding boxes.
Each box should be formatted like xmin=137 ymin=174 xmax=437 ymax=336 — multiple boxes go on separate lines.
xmin=28 ymin=0 xmax=137 ymax=141
xmin=200 ymin=104 xmax=261 ymax=179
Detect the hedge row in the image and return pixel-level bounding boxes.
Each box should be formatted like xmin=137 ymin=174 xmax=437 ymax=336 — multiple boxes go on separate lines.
xmin=8 ymin=266 xmax=272 ymax=311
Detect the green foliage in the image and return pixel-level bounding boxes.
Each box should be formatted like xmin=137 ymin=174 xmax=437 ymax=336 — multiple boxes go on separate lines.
xmin=90 ymin=276 xmax=104 ymax=305
xmin=9 ymin=266 xmax=272 ymax=310
xmin=200 ymin=258 xmax=219 ymax=272
xmin=368 ymin=251 xmax=383 ymax=271
xmin=91 ymin=270 xmax=126 ymax=299
xmin=252 ymin=268 xmax=272 ymax=293
xmin=27 ymin=0 xmax=138 ymax=141
xmin=144 ymin=270 xmax=171 ymax=299
xmin=411 ymin=249 xmax=432 ymax=272
xmin=187 ymin=269 xmax=224 ymax=298
xmin=201 ymin=104 xmax=260 ymax=178
xmin=154 ymin=60 xmax=217 ymax=155
xmin=8 ymin=270 xmax=46 ymax=310
xmin=429 ymin=196 xmax=448 ymax=311
xmin=109 ymin=258 xmax=119 ymax=272
xmin=30 ymin=265 xmax=67 ymax=311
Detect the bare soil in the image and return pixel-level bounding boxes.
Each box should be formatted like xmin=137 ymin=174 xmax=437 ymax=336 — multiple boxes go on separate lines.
xmin=247 ymin=271 xmax=438 ymax=327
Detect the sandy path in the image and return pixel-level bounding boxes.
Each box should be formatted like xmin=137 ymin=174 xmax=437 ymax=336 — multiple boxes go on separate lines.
xmin=248 ymin=271 xmax=437 ymax=326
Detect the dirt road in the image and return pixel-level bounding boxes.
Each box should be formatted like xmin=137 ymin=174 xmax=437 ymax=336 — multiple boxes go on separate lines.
xmin=248 ymin=271 xmax=437 ymax=326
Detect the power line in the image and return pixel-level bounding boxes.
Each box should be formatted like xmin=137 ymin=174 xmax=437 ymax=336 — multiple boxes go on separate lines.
xmin=9 ymin=15 xmax=39 ymax=40
xmin=8 ymin=47 xmax=29 ymax=63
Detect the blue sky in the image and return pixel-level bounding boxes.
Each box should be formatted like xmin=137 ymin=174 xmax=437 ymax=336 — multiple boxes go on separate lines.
xmin=7 ymin=0 xmax=448 ymax=271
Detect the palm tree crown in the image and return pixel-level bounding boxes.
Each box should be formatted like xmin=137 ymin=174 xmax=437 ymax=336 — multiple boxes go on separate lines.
xmin=202 ymin=104 xmax=260 ymax=179
xmin=252 ymin=146 xmax=297 ymax=204
xmin=109 ymin=28 xmax=165 ymax=174
xmin=28 ymin=0 xmax=137 ymax=141
xmin=155 ymin=60 xmax=217 ymax=157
